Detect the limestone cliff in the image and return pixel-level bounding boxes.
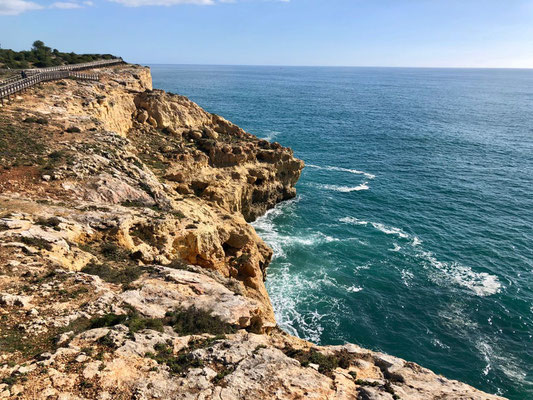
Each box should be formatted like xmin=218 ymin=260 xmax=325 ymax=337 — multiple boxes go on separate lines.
xmin=0 ymin=65 xmax=504 ymax=399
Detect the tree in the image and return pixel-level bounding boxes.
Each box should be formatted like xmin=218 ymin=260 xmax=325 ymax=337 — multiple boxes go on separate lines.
xmin=32 ymin=40 xmax=45 ymax=51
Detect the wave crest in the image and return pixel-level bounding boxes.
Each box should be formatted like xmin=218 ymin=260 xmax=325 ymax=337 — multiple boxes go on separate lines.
xmin=307 ymin=164 xmax=376 ymax=179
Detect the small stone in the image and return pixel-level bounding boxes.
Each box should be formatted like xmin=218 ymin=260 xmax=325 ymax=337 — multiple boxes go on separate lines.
xmin=36 ymin=352 xmax=53 ymax=361
xmin=42 ymin=175 xmax=51 ymax=182
xmin=75 ymin=354 xmax=88 ymax=363
xmin=56 ymin=331 xmax=73 ymax=346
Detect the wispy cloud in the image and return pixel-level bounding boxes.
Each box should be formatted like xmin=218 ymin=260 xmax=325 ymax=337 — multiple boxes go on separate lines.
xmin=109 ymin=0 xmax=214 ymax=6
xmin=50 ymin=1 xmax=83 ymax=8
xmin=0 ymin=0 xmax=285 ymax=15
xmin=108 ymin=0 xmax=288 ymax=7
xmin=0 ymin=0 xmax=43 ymax=15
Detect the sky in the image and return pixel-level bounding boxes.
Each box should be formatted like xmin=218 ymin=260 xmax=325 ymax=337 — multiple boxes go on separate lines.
xmin=1 ymin=0 xmax=533 ymax=68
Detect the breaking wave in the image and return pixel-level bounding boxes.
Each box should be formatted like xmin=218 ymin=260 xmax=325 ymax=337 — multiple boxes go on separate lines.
xmin=339 ymin=216 xmax=501 ymax=297
xmin=260 ymin=130 xmax=280 ymax=141
xmin=307 ymin=163 xmax=376 ymax=179
xmin=316 ymin=183 xmax=369 ymax=192
xmin=419 ymin=250 xmax=502 ymax=297
xmin=339 ymin=217 xmax=410 ymax=239
xmin=252 ymin=197 xmax=339 ymax=259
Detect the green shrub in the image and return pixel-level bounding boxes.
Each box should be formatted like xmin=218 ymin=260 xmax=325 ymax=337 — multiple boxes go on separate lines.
xmin=164 ymin=307 xmax=236 ymax=336
xmin=147 ymin=343 xmax=203 ymax=375
xmin=283 ymin=347 xmax=345 ymax=376
xmin=166 ymin=258 xmax=189 ymax=270
xmin=81 ymin=262 xmax=142 ymax=285
xmin=23 ymin=116 xmax=48 ymax=125
xmin=88 ymin=311 xmax=164 ymax=334
xmin=36 ymin=216 xmax=61 ymax=230
xmin=20 ymin=236 xmax=53 ymax=251
xmin=100 ymin=242 xmax=129 ymax=262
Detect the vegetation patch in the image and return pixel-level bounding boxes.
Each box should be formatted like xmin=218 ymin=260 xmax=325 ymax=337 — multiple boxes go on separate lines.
xmin=65 ymin=126 xmax=82 ymax=133
xmin=129 ymin=224 xmax=157 ymax=246
xmin=164 ymin=307 xmax=236 ymax=336
xmin=89 ymin=310 xmax=164 ymax=335
xmin=81 ymin=262 xmax=143 ymax=285
xmin=212 ymin=365 xmax=235 ymax=386
xmin=283 ymin=347 xmax=354 ymax=377
xmin=36 ymin=216 xmax=62 ymax=230
xmin=0 ymin=40 xmax=116 ymax=69
xmin=100 ymin=242 xmax=130 ymax=262
xmin=146 ymin=343 xmax=204 ymax=376
xmin=230 ymin=253 xmax=250 ymax=271
xmin=0 ymin=117 xmax=46 ymax=168
xmin=166 ymin=258 xmax=189 ymax=270
xmin=23 ymin=116 xmax=49 ymax=125
xmin=20 ymin=236 xmax=53 ymax=251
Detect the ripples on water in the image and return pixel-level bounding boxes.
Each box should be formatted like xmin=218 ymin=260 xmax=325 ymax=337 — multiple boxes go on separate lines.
xmin=152 ymin=65 xmax=533 ymax=399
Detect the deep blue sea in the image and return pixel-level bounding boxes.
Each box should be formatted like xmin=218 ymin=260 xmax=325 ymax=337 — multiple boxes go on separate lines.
xmin=151 ymin=65 xmax=533 ymax=399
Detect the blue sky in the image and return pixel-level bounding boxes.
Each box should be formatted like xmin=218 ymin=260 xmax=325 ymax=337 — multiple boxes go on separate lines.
xmin=1 ymin=0 xmax=533 ymax=68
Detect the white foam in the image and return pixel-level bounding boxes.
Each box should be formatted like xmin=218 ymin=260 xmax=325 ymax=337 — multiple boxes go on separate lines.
xmin=316 ymin=183 xmax=369 ymax=192
xmin=339 ymin=216 xmax=368 ymax=225
xmin=307 ymin=164 xmax=376 ymax=179
xmin=251 ymin=197 xmax=300 ymax=259
xmin=260 ymin=130 xmax=280 ymax=142
xmin=412 ymin=236 xmax=422 ymax=246
xmin=400 ymin=269 xmax=414 ymax=286
xmin=389 ymin=243 xmax=402 ymax=252
xmin=252 ymin=197 xmax=339 ymax=259
xmin=371 ymin=222 xmax=410 ymax=239
xmin=431 ymin=338 xmax=450 ymax=349
xmin=346 ymin=285 xmax=363 ymax=293
xmin=421 ymin=250 xmax=502 ymax=297
xmin=339 ymin=217 xmax=411 ymax=240
xmin=476 ymin=339 xmax=527 ymax=383
xmin=266 ymin=263 xmax=348 ymax=344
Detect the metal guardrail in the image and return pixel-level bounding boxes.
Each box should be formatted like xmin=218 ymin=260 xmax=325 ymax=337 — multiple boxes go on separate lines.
xmin=0 ymin=58 xmax=123 ymax=101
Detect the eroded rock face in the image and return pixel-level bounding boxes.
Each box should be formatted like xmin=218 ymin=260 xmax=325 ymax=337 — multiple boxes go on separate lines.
xmin=0 ymin=66 xmax=504 ymax=399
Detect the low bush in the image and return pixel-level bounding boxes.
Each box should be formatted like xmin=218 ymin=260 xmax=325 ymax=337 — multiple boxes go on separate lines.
xmin=65 ymin=126 xmax=81 ymax=133
xmin=283 ymin=347 xmax=346 ymax=376
xmin=89 ymin=310 xmax=164 ymax=334
xmin=23 ymin=116 xmax=48 ymax=125
xmin=81 ymin=262 xmax=142 ymax=285
xmin=147 ymin=343 xmax=203 ymax=375
xmin=164 ymin=307 xmax=236 ymax=336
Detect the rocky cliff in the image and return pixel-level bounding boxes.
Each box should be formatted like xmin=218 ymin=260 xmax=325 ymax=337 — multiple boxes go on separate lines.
xmin=0 ymin=65 xmax=504 ymax=399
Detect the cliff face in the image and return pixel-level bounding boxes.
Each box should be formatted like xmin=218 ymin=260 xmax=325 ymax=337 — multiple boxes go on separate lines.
xmin=0 ymin=66 xmax=503 ymax=399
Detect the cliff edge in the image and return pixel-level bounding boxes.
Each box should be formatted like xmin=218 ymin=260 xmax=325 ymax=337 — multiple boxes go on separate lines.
xmin=0 ymin=65 xmax=503 ymax=399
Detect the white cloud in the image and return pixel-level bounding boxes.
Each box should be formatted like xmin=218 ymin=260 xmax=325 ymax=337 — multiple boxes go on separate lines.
xmin=0 ymin=0 xmax=284 ymax=15
xmin=109 ymin=0 xmax=214 ymax=6
xmin=0 ymin=0 xmax=43 ymax=15
xmin=108 ymin=0 xmax=288 ymax=6
xmin=50 ymin=1 xmax=83 ymax=8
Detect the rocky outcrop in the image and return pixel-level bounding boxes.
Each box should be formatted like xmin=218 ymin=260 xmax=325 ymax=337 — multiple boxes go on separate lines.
xmin=0 ymin=65 xmax=504 ymax=399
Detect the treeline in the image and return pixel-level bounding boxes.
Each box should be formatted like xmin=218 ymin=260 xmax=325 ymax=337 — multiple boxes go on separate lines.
xmin=0 ymin=41 xmax=117 ymax=69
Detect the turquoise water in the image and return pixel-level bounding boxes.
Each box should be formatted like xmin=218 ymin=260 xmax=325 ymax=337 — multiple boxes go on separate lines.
xmin=151 ymin=65 xmax=533 ymax=399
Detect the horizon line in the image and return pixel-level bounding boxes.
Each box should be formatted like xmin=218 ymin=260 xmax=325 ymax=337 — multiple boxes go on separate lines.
xmin=137 ymin=62 xmax=533 ymax=71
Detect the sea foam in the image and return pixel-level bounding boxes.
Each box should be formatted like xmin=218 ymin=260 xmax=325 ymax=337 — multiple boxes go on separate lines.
xmin=421 ymin=250 xmax=502 ymax=297
xmin=340 ymin=217 xmax=411 ymax=239
xmin=307 ymin=164 xmax=376 ymax=179
xmin=260 ymin=130 xmax=280 ymax=141
xmin=317 ymin=183 xmax=369 ymax=192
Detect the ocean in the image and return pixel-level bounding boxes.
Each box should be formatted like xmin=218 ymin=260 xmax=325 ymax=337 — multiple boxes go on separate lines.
xmin=151 ymin=65 xmax=533 ymax=399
